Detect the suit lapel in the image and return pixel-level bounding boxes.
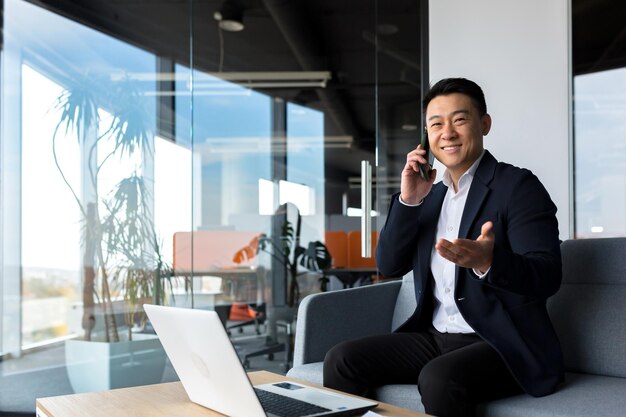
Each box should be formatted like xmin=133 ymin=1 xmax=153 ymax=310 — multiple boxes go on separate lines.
xmin=459 ymin=151 xmax=497 ymax=239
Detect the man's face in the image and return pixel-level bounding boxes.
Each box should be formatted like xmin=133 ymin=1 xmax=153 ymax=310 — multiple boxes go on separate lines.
xmin=425 ymin=93 xmax=491 ymax=178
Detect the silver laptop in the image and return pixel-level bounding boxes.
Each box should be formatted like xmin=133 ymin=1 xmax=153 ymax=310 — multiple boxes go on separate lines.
xmin=144 ymin=304 xmax=378 ymax=417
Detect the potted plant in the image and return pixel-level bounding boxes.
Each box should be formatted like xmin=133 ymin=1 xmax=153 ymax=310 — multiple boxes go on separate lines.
xmin=51 ymin=73 xmax=174 ymax=392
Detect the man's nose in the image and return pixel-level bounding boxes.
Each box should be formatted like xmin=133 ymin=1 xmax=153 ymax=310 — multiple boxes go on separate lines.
xmin=440 ymin=123 xmax=457 ymax=140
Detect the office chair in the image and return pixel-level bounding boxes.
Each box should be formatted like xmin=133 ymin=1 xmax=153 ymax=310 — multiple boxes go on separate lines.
xmin=241 ymin=307 xmax=293 ymax=373
xmin=226 ymin=302 xmax=266 ymax=335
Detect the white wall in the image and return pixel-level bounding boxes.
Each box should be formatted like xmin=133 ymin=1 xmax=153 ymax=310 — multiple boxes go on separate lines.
xmin=429 ymin=0 xmax=571 ymax=239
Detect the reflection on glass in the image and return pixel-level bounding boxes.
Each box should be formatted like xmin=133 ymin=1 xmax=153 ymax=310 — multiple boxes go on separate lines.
xmin=287 ymin=103 xmax=324 ymax=240
xmin=258 ymin=179 xmax=315 ymax=216
xmin=154 ymin=137 xmax=194 ymax=267
xmin=574 ymin=68 xmax=626 ymax=238
xmin=192 ymin=69 xmax=271 ymax=232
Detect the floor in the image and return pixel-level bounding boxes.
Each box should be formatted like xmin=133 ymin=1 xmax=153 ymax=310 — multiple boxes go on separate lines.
xmin=0 ymin=319 xmax=290 ymax=416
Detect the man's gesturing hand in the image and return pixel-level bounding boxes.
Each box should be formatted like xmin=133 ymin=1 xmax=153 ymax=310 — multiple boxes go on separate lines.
xmin=435 ymin=221 xmax=495 ymax=274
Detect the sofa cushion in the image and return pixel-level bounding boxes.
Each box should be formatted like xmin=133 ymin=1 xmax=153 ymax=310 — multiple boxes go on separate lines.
xmin=373 ymin=384 xmax=424 ymax=413
xmin=368 ymin=373 xmax=626 ymax=417
xmin=287 ymin=362 xmax=426 ymax=412
xmin=286 ymin=362 xmax=324 ymax=386
xmin=286 ymin=369 xmax=626 ymax=417
xmin=548 ymin=281 xmax=626 ymax=378
xmin=548 ymin=238 xmax=626 ymax=377
xmin=479 ymin=373 xmax=626 ymax=417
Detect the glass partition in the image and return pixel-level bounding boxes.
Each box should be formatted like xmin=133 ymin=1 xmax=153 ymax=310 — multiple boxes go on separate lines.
xmin=6 ymin=0 xmax=164 ymax=349
xmin=21 ymin=63 xmax=82 ymax=347
xmin=0 ymin=0 xmax=193 ymax=411
xmin=0 ymin=0 xmax=426 ymax=413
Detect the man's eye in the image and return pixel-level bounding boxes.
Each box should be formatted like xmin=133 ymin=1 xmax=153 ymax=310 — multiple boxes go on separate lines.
xmin=454 ymin=118 xmax=466 ymax=123
xmin=430 ymin=122 xmax=441 ymax=128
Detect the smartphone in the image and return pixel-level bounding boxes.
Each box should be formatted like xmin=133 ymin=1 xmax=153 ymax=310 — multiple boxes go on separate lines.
xmin=418 ymin=133 xmax=431 ymax=181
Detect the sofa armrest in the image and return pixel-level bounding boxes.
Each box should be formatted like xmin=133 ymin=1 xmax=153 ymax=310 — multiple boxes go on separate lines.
xmin=293 ymin=280 xmax=402 ymax=366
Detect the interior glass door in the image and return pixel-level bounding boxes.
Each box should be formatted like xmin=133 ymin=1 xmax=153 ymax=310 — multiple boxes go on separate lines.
xmin=186 ymin=0 xmax=385 ymax=310
xmin=374 ymin=1 xmax=425 ymax=244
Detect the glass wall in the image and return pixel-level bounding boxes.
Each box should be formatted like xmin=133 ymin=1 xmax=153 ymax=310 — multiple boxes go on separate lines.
xmin=21 ymin=63 xmax=82 ymax=347
xmin=1 ymin=0 xmax=193 ymax=411
xmin=2 ymin=0 xmax=423 ymax=413
xmin=5 ymin=0 xmax=165 ymax=349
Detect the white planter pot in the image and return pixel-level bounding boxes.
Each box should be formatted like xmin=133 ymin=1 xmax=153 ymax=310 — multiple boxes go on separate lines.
xmin=65 ymin=333 xmax=167 ymax=393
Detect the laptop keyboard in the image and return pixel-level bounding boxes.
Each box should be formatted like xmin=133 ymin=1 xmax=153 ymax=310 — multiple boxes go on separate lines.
xmin=254 ymin=388 xmax=332 ymax=417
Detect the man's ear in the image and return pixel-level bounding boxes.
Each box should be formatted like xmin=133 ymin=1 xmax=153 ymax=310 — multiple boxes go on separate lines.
xmin=481 ymin=113 xmax=492 ymax=135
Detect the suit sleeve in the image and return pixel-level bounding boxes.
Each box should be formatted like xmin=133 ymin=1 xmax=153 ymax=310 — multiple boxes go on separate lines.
xmin=485 ymin=171 xmax=562 ymax=299
xmin=376 ymin=193 xmax=422 ymax=278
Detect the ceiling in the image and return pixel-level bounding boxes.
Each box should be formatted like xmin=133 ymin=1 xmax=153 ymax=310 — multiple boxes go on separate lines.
xmin=28 ymin=0 xmax=626 ymax=210
xmin=572 ymin=0 xmax=626 ymax=75
xmin=31 ymin=0 xmax=422 ymax=198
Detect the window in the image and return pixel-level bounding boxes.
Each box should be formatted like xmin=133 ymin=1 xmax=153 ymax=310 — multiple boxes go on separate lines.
xmin=21 ymin=64 xmax=82 ymax=347
xmin=574 ymin=69 xmax=626 ymax=237
xmin=572 ymin=1 xmax=626 ymax=238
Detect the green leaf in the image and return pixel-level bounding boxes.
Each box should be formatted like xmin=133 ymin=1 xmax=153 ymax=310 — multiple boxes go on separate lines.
xmin=299 ymin=241 xmax=332 ymax=271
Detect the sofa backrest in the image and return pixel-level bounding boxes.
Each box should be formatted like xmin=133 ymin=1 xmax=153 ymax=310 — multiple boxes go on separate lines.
xmin=547 ymin=237 xmax=626 ymax=378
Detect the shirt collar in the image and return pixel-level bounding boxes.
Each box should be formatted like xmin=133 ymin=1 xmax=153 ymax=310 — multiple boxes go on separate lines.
xmin=442 ymin=150 xmax=486 ymax=190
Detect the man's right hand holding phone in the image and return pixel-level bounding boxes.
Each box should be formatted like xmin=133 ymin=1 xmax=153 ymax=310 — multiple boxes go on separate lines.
xmin=400 ymin=143 xmax=436 ymax=205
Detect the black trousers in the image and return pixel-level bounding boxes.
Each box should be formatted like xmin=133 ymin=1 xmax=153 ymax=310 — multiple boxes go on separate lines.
xmin=323 ymin=328 xmax=523 ymax=417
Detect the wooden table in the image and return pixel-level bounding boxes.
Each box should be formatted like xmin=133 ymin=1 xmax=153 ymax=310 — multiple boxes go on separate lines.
xmin=36 ymin=371 xmax=429 ymax=417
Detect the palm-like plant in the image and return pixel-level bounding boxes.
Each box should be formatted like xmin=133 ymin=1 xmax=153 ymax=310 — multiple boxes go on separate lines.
xmin=52 ymin=74 xmax=171 ymax=342
xmin=234 ymin=204 xmax=332 ymax=307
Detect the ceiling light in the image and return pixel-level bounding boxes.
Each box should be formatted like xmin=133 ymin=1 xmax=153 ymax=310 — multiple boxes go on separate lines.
xmin=214 ymin=1 xmax=244 ymax=32
xmin=114 ymin=71 xmax=332 ymax=90
xmin=201 ymin=71 xmax=332 ymax=89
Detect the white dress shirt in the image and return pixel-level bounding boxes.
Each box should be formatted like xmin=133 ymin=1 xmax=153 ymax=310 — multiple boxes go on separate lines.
xmin=399 ymin=152 xmax=487 ymax=333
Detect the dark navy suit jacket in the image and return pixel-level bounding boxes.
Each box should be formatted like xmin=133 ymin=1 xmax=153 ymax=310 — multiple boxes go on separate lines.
xmin=376 ymin=151 xmax=564 ymax=397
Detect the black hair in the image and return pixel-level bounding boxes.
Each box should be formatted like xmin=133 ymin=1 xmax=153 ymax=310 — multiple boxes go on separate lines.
xmin=423 ymin=78 xmax=487 ymax=116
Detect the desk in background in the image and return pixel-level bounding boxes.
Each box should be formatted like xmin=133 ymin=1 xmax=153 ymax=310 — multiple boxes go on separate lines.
xmin=171 ymin=267 xmax=264 ymax=305
xmin=172 ymin=230 xmax=264 ymax=303
xmin=36 ymin=371 xmax=429 ymax=417
xmin=323 ymin=231 xmax=379 ymax=289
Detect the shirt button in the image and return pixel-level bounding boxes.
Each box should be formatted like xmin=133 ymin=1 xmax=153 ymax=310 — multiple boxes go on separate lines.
xmin=444 ymin=287 xmax=451 ymax=294
xmin=447 ymin=226 xmax=454 ymax=232
xmin=448 ymin=316 xmax=455 ymax=322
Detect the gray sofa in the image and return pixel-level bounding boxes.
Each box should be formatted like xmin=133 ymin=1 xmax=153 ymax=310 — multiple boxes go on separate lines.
xmin=287 ymin=238 xmax=626 ymax=416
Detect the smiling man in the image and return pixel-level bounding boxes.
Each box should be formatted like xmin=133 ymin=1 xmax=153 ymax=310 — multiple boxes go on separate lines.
xmin=323 ymin=78 xmax=564 ymax=417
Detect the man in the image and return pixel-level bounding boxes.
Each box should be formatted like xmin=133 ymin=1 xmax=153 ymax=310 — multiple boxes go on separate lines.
xmin=323 ymin=78 xmax=564 ymax=417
